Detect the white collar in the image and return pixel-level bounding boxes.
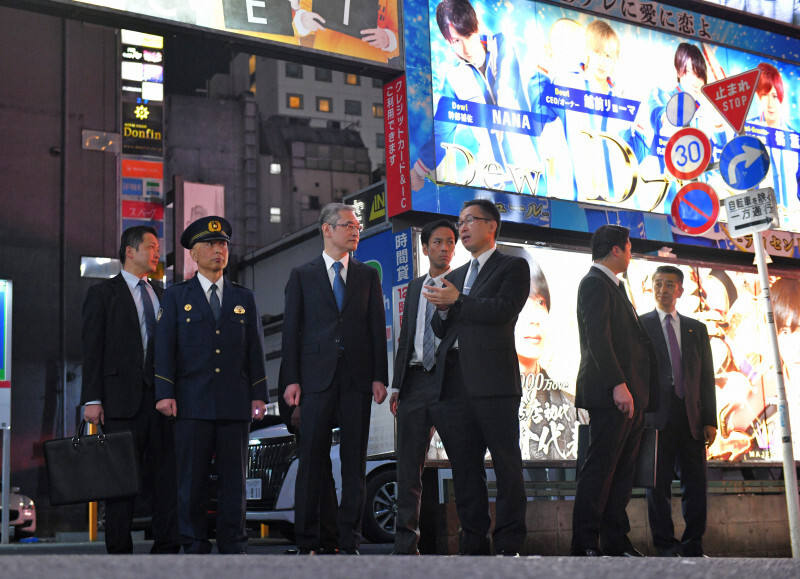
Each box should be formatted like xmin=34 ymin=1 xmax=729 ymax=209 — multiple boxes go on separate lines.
xmin=322 ymin=252 xmax=350 ymax=271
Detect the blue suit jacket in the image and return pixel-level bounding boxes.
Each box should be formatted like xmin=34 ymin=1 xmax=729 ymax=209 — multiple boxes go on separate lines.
xmin=282 ymin=255 xmax=388 ymax=394
xmin=154 ymin=276 xmax=268 ymax=420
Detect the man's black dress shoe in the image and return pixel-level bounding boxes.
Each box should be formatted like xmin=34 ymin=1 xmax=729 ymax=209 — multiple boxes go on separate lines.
xmin=317 ymin=547 xmax=339 ymax=555
xmin=340 ymin=547 xmax=360 ymax=555
xmin=391 ymin=550 xmax=420 ymax=555
xmin=570 ymin=547 xmax=602 ymax=557
xmin=286 ymin=547 xmax=316 ymax=555
xmin=605 ymin=547 xmax=644 ymax=557
xmin=496 ymin=550 xmax=520 ymax=557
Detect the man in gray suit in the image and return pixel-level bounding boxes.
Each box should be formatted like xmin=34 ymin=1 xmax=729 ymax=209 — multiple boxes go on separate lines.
xmin=641 ymin=265 xmax=716 ymax=557
xmin=389 ymin=219 xmax=457 ymax=555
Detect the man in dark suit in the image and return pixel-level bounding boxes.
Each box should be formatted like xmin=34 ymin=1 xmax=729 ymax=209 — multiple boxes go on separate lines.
xmin=282 ymin=202 xmax=388 ymax=555
xmin=641 ymin=265 xmax=716 ymax=557
xmin=155 ymin=216 xmax=268 ymax=554
xmin=424 ymin=199 xmax=530 ymax=556
xmin=571 ymin=224 xmax=656 ymax=557
xmin=277 ymin=364 xmax=340 ymax=554
xmin=81 ymin=225 xmax=180 ymax=554
xmin=389 ymin=219 xmax=457 ymax=555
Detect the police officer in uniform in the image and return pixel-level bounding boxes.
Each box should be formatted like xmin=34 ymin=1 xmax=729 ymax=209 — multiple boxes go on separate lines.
xmin=155 ymin=216 xmax=268 ymax=554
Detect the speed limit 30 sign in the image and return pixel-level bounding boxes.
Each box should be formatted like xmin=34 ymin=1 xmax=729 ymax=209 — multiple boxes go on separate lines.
xmin=664 ymin=127 xmax=712 ymax=180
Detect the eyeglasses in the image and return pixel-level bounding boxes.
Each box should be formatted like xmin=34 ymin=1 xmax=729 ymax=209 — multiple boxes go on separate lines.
xmin=455 ymin=215 xmax=493 ymax=229
xmin=333 ymin=222 xmax=363 ymax=233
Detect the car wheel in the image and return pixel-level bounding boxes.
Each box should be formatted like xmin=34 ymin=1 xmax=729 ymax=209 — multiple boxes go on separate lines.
xmin=361 ymin=470 xmax=396 ymax=543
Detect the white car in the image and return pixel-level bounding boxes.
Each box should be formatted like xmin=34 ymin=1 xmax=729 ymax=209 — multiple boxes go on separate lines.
xmin=1 ymin=486 xmax=36 ymax=540
xmin=244 ymin=423 xmax=397 ymax=543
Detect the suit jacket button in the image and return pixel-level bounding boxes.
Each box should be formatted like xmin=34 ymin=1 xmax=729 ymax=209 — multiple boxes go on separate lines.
xmin=216 ymin=330 xmax=221 ymax=335
xmin=186 ymin=318 xmax=190 ymax=323
xmin=215 ymin=368 xmax=221 ymax=373
xmin=215 ymin=349 xmax=221 ymax=354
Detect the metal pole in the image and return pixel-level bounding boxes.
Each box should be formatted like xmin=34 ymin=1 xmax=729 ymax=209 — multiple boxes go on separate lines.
xmin=752 ymin=231 xmax=800 ymax=557
xmin=87 ymin=422 xmax=98 ymax=542
xmin=1 ymin=428 xmax=10 ymax=544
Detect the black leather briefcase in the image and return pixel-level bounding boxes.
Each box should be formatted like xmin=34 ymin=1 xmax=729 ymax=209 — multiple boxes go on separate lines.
xmin=44 ymin=420 xmax=140 ymax=506
xmin=576 ymin=424 xmax=658 ymax=488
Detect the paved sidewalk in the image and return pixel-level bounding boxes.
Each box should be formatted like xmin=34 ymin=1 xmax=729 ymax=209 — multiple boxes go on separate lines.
xmin=0 ymin=540 xmax=798 ymax=579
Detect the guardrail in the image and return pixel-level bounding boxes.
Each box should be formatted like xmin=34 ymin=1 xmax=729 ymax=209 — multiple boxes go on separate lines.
xmin=440 ymin=477 xmax=790 ymax=502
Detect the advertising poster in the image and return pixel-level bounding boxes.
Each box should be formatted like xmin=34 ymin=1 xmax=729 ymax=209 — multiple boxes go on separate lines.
xmin=409 ymin=0 xmax=800 ymax=233
xmin=354 ymin=228 xmax=411 ymax=456
xmin=182 ymin=183 xmax=225 ymax=280
xmin=65 ymin=0 xmax=401 ymax=67
xmin=415 ymin=240 xmax=800 ymax=464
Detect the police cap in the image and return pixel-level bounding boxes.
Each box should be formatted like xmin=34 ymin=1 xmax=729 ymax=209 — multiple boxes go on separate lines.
xmin=180 ymin=216 xmax=232 ymax=249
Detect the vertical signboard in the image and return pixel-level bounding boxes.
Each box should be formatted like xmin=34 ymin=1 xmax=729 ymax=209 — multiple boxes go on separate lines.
xmin=353 ymin=228 xmax=412 ymax=455
xmin=384 ymin=75 xmax=411 ymax=217
xmin=0 ymin=281 xmax=12 ymax=428
xmin=120 ymin=29 xmax=165 ymax=278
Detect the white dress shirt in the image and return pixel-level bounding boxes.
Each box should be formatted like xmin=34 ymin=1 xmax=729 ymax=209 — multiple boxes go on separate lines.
xmin=322 ymin=252 xmax=350 ymax=287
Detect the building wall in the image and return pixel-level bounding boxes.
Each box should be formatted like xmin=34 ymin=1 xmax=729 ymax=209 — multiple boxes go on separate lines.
xmin=164 ymin=94 xmax=251 ymax=260
xmin=254 ymin=57 xmax=386 ymax=173
xmin=0 ymin=6 xmax=119 ymax=534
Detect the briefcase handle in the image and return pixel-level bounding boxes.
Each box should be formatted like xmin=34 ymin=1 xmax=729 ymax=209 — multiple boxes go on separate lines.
xmin=74 ymin=420 xmax=108 ymax=447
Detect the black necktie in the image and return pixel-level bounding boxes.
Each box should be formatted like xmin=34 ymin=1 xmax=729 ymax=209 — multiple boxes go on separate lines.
xmin=422 ymin=278 xmax=436 ymax=371
xmin=210 ymin=283 xmax=221 ymax=324
xmin=617 ymin=281 xmax=635 ymax=315
xmin=138 ymin=279 xmax=156 ymax=344
xmin=138 ymin=279 xmax=156 ymax=386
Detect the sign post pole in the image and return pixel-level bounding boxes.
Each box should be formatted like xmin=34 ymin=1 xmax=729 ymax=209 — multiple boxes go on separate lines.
xmin=752 ymin=231 xmax=800 ymax=557
xmin=1 ymin=428 xmax=9 ymax=545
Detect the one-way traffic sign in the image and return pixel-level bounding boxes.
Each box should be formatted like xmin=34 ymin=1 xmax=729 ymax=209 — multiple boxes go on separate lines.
xmin=724 ymin=187 xmax=778 ymax=236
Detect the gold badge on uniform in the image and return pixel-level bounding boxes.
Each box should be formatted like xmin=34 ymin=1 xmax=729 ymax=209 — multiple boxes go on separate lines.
xmin=184 ymin=304 xmax=192 ymax=311
xmin=208 ymin=220 xmax=222 ymax=232
xmin=234 ymin=305 xmax=246 ymax=314
xmin=157 ymin=308 xmax=163 ymax=322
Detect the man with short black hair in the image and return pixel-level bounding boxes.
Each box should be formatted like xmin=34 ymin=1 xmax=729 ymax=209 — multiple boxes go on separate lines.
xmin=81 ymin=226 xmax=180 ymax=554
xmin=390 ymin=219 xmax=458 ymax=555
xmin=571 ymin=224 xmax=656 ymax=557
xmin=424 ymin=199 xmax=530 ymax=556
xmin=642 ymin=265 xmax=716 ymax=557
